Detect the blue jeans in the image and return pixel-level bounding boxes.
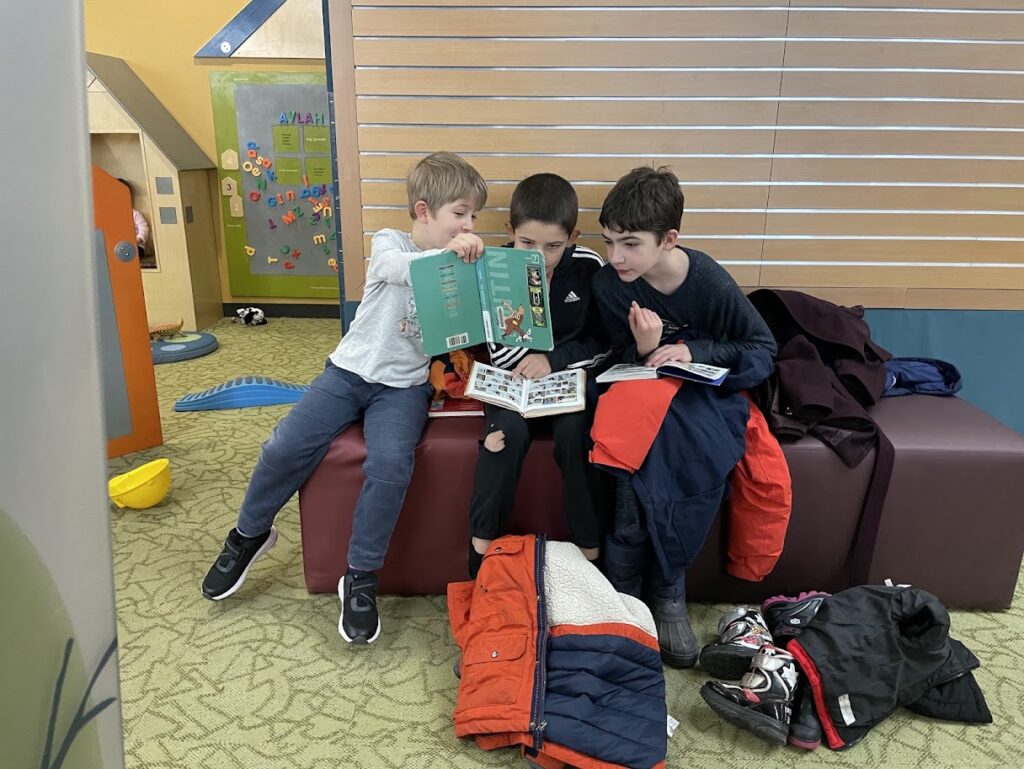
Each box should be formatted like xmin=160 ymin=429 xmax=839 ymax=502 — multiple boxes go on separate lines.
xmin=237 ymin=362 xmax=432 ymax=571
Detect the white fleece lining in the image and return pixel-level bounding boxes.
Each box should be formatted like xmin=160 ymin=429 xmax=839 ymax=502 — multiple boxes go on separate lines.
xmin=543 ymin=541 xmax=658 ymax=639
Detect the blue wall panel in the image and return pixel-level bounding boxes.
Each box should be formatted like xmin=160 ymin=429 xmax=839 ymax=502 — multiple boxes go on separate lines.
xmin=865 ymin=309 xmax=1023 ymax=435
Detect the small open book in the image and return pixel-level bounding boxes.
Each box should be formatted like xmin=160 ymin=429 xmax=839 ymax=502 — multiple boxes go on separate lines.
xmin=465 ymin=362 xmax=586 ymax=418
xmin=596 ymin=361 xmax=729 ymax=386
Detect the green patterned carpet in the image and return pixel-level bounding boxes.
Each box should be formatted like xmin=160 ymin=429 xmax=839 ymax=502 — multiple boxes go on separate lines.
xmin=110 ymin=318 xmax=1023 ymax=768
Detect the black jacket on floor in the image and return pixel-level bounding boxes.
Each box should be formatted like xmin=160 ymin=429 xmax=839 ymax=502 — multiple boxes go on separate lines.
xmin=788 ymin=586 xmax=992 ymax=751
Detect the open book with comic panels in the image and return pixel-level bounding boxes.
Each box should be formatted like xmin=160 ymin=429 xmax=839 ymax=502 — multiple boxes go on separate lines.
xmin=596 ymin=361 xmax=729 ymax=386
xmin=464 ymin=362 xmax=585 ymax=418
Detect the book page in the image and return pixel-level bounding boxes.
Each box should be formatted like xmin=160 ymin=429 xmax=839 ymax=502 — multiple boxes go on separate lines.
xmin=595 ymin=363 xmax=659 ymax=384
xmin=523 ymin=369 xmax=585 ymax=416
xmin=465 ymin=362 xmax=528 ymax=412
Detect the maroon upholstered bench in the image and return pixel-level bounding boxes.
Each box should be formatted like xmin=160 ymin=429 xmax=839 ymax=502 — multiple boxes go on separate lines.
xmin=299 ymin=395 xmax=1024 ymax=609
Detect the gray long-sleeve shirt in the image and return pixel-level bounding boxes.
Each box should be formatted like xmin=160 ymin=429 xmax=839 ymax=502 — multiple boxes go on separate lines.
xmin=330 ymin=229 xmax=442 ymax=387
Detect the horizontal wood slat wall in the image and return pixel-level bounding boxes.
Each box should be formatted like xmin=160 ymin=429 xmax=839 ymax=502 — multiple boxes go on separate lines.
xmin=329 ymin=2 xmax=1024 ymax=309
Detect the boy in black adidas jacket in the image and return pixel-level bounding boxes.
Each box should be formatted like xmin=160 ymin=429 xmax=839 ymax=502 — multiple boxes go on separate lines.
xmin=467 ymin=174 xmax=611 ymax=577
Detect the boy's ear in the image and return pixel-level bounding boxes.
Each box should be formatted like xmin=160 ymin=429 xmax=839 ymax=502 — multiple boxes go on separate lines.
xmin=660 ymin=229 xmax=679 ymax=251
xmin=413 ymin=199 xmax=431 ymax=222
xmin=505 ymin=221 xmax=514 ymax=240
xmin=567 ymin=227 xmax=581 ymax=247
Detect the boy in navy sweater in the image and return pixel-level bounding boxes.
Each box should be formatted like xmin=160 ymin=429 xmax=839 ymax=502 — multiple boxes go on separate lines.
xmin=592 ymin=166 xmax=776 ymax=667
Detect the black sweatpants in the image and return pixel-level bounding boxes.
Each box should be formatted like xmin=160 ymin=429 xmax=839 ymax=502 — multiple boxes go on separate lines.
xmin=468 ymin=402 xmax=611 ymax=548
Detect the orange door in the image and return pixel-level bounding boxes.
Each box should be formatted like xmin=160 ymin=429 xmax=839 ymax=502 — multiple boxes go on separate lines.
xmin=93 ymin=165 xmax=162 ymax=457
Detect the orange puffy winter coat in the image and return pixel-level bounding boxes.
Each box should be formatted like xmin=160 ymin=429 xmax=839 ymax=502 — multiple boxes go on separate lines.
xmin=449 ymin=535 xmax=668 ymax=769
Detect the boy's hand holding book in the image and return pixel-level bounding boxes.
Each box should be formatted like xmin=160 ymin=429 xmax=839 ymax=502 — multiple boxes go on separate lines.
xmin=512 ymin=353 xmax=552 ymax=380
xmin=446 ymin=233 xmax=485 ymax=263
xmin=646 ymin=342 xmax=693 ymax=367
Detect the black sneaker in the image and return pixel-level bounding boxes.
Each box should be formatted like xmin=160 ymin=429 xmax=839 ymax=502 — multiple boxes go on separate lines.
xmin=201 ymin=527 xmax=278 ymax=600
xmin=338 ymin=571 xmax=381 ymax=644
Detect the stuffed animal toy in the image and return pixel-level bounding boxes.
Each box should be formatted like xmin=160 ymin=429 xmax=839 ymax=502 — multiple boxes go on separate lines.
xmin=148 ymin=319 xmax=185 ymax=341
xmin=429 ymin=348 xmax=478 ymax=399
xmin=234 ymin=307 xmax=267 ymax=326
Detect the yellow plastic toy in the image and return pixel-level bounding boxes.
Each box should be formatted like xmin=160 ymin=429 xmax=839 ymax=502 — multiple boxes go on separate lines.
xmin=108 ymin=459 xmax=171 ymax=509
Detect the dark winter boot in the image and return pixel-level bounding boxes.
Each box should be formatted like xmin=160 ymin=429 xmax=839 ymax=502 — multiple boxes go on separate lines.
xmin=698 ymin=606 xmax=774 ymax=680
xmin=788 ymin=679 xmax=822 ymax=751
xmin=700 ymin=643 xmax=798 ymax=746
xmin=760 ymin=591 xmax=829 ymax=640
xmin=647 ymin=570 xmax=698 ymax=668
xmin=759 ymin=591 xmax=828 ymax=750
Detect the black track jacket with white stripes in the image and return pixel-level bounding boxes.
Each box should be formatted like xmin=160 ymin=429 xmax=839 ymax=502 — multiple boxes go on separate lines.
xmin=487 ymin=244 xmax=610 ymax=374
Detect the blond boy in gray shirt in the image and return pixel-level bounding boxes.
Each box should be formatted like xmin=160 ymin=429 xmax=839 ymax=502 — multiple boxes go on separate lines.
xmin=202 ymin=153 xmax=487 ymax=646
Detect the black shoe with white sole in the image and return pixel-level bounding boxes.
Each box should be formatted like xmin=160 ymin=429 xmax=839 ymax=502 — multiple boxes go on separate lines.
xmin=202 ymin=526 xmax=278 ymax=600
xmin=338 ymin=571 xmax=381 ymax=644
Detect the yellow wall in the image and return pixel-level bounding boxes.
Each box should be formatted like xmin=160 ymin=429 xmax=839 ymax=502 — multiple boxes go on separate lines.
xmin=85 ymin=0 xmax=330 ymax=305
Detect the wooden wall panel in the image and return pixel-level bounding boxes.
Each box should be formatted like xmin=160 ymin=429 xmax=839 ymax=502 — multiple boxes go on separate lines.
xmin=352 ymin=9 xmax=790 ymax=37
xmin=781 ymin=72 xmax=1024 ymax=100
xmin=362 ymin=209 xmax=767 ymax=238
xmin=786 ymin=9 xmax=1024 ymax=40
xmin=760 ymin=265 xmax=1024 ymax=291
xmin=354 ymin=39 xmax=785 ymax=68
xmin=772 ymin=129 xmax=1024 ymax=156
xmin=355 ymin=70 xmax=783 ymax=97
xmin=766 ymin=186 xmax=1024 ymax=212
xmin=776 ymin=101 xmax=1024 ymax=130
xmin=360 ymin=154 xmax=776 ymax=183
xmin=328 ymin=1 xmax=1024 ymax=309
xmin=748 ymin=286 xmax=910 ymax=309
xmin=363 ymin=234 xmax=766 ymax=265
xmin=326 ymin=0 xmax=366 ymax=299
xmin=788 ymin=0 xmax=1023 ymax=7
xmin=365 ymin=0 xmax=784 ymax=6
xmin=769 ymin=158 xmax=1024 ymax=185
xmin=905 ymin=289 xmax=1024 ymax=311
xmin=784 ymin=41 xmax=1024 ymax=70
xmin=358 ymin=127 xmax=776 ymax=154
xmin=761 ymin=239 xmax=1024 ymax=264
xmin=765 ymin=213 xmax=1024 ymax=239
xmin=358 ymin=97 xmax=780 ymax=127
xmin=361 ymin=181 xmax=771 ymax=210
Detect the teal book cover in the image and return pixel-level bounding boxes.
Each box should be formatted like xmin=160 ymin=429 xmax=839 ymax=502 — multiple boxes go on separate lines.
xmin=410 ymin=247 xmax=554 ymax=356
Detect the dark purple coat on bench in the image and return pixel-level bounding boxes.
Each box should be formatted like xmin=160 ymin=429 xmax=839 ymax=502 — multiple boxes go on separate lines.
xmin=748 ymin=288 xmax=892 ymax=468
xmin=747 ymin=289 xmax=898 ymax=585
